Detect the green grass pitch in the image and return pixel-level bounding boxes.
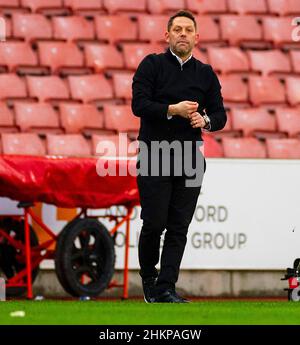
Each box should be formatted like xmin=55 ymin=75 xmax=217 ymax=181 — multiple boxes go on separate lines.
xmin=0 ymin=300 xmax=300 ymax=325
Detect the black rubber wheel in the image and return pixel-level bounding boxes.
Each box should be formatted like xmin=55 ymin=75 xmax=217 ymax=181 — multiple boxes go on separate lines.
xmin=0 ymin=218 xmax=39 ymax=297
xmin=55 ymin=218 xmax=115 ymax=297
xmin=54 ymin=218 xmax=84 ymax=297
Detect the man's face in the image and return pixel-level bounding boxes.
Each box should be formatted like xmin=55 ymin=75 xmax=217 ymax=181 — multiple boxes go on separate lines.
xmin=165 ymin=16 xmax=199 ymax=59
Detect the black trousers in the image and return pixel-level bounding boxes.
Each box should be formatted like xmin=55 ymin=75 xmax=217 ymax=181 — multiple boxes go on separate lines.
xmin=137 ymin=147 xmax=204 ymax=294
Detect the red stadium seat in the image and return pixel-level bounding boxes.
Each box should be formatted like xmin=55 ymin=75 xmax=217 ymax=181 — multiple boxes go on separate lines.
xmin=0 ymin=42 xmax=38 ymax=72
xmin=122 ymin=43 xmax=163 ymax=70
xmin=27 ymin=76 xmax=70 ymax=102
xmin=196 ymin=16 xmax=220 ymax=44
xmin=220 ymin=15 xmax=263 ymax=47
xmin=263 ymin=17 xmax=298 ymax=48
xmin=92 ymin=134 xmax=119 ymax=156
xmin=207 ymin=47 xmax=249 ymax=74
xmin=231 ymin=108 xmax=276 ymax=137
xmin=103 ymin=0 xmax=146 ymax=14
xmin=248 ymin=50 xmax=291 ymax=76
xmin=147 ymin=0 xmax=185 ymax=14
xmin=103 ymin=105 xmax=139 ymax=132
xmin=0 ymin=0 xmax=18 ymax=7
xmin=0 ymin=102 xmax=16 ymax=132
xmin=59 ymin=103 xmax=105 ymax=134
xmin=138 ymin=15 xmax=168 ymax=43
xmin=275 ymin=108 xmax=300 ymax=137
xmin=47 ymin=134 xmax=91 ymax=156
xmin=290 ymin=51 xmax=300 ymax=74
xmin=2 ymin=17 xmax=11 ymax=40
xmin=15 ymin=102 xmax=61 ymax=134
xmin=92 ymin=134 xmax=137 ymax=156
xmin=95 ymin=15 xmax=137 ymax=44
xmin=248 ymin=76 xmax=286 ymax=106
xmin=218 ymin=75 xmax=248 ymax=104
xmin=84 ymin=44 xmax=124 ymax=72
xmin=267 ymin=0 xmax=300 ymax=16
xmin=0 ymin=74 xmax=27 ymax=100
xmin=286 ymin=77 xmax=300 ymax=106
xmin=202 ymin=134 xmax=224 ymax=157
xmin=12 ymin=13 xmax=52 ymax=42
xmin=2 ymin=133 xmax=46 ymax=155
xmin=68 ymin=74 xmax=113 ymax=103
xmin=266 ymin=138 xmax=300 ymax=158
xmin=52 ymin=16 xmax=95 ymax=42
xmin=20 ymin=0 xmax=65 ymax=13
xmin=38 ymin=42 xmax=84 ymax=73
xmin=227 ymin=0 xmax=267 ymax=14
xmin=186 ymin=0 xmax=227 ymax=14
xmin=192 ymin=48 xmax=208 ymax=63
xmin=112 ymin=71 xmax=133 ymax=100
xmin=64 ymin=0 xmax=103 ymax=12
xmin=222 ymin=137 xmax=267 ymax=158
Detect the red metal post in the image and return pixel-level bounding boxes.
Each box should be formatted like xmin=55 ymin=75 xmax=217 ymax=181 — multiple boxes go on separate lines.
xmin=28 ymin=209 xmax=57 ymax=240
xmin=24 ymin=209 xmax=33 ymax=299
xmin=123 ymin=207 xmax=133 ymax=299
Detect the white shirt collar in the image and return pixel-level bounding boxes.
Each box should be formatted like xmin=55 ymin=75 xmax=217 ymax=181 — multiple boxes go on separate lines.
xmin=170 ymin=48 xmax=193 ymax=67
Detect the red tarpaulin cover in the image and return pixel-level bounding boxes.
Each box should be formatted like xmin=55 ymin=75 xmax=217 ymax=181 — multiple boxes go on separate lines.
xmin=0 ymin=155 xmax=139 ymax=209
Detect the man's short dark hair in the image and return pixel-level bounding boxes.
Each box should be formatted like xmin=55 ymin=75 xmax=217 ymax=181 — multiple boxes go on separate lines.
xmin=167 ymin=10 xmax=197 ymax=31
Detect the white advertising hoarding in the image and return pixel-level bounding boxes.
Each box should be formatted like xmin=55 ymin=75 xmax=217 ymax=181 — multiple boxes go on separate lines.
xmin=1 ymin=159 xmax=300 ymax=270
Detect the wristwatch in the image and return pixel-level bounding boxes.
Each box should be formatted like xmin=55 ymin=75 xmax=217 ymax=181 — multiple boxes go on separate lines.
xmin=202 ymin=114 xmax=211 ymax=129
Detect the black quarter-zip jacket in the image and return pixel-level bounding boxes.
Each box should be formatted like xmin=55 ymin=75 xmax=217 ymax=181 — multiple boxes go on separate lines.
xmin=131 ymin=48 xmax=227 ymax=144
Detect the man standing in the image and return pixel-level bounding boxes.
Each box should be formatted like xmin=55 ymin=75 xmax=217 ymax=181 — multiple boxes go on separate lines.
xmin=131 ymin=10 xmax=227 ymax=303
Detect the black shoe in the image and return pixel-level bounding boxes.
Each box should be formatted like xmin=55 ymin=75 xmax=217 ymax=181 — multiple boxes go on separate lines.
xmin=153 ymin=289 xmax=189 ymax=303
xmin=173 ymin=291 xmax=190 ymax=303
xmin=142 ymin=277 xmax=157 ymax=303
